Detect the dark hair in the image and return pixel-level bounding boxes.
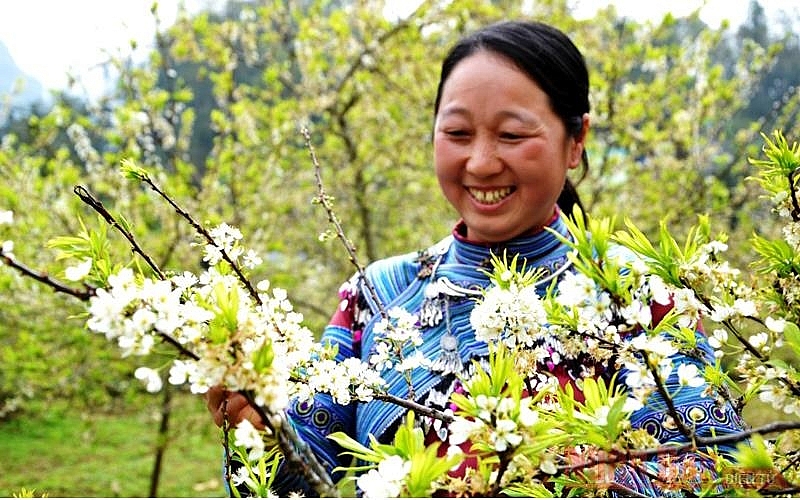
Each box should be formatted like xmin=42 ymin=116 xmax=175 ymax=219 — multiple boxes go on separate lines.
xmin=433 ymin=21 xmax=590 ymax=220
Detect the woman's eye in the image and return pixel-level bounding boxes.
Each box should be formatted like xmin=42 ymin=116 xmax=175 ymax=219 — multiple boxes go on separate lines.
xmin=445 ymin=130 xmax=469 ymax=138
xmin=500 ymin=132 xmax=524 ymax=140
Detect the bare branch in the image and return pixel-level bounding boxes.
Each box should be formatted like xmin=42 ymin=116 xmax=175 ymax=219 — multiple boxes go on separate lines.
xmin=74 ymin=185 xmax=166 ymax=281
xmin=0 ymin=250 xmax=95 ymax=301
xmin=302 ymin=126 xmax=387 ymax=324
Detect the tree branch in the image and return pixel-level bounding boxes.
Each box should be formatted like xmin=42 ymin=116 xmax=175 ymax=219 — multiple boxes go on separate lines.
xmin=0 ymin=249 xmax=95 ymax=301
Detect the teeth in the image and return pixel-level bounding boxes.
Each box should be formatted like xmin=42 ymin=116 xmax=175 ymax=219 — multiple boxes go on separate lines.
xmin=469 ymin=187 xmax=513 ymax=204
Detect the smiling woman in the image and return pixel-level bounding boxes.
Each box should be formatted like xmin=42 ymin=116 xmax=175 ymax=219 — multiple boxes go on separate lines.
xmin=206 ymin=19 xmax=746 ymax=497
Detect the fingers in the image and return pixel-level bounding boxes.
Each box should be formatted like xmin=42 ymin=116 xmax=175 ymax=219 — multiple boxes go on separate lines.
xmin=205 ymin=385 xmax=265 ymax=429
xmin=205 ymin=385 xmax=226 ymax=413
xmin=240 ymin=404 xmax=266 ymax=430
xmin=224 ymin=392 xmax=252 ymax=425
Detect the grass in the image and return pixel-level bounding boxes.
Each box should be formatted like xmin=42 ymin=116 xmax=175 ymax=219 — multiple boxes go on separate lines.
xmin=0 ymin=392 xmax=226 ymax=498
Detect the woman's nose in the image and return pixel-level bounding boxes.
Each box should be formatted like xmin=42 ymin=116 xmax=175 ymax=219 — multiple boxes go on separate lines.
xmin=465 ymin=139 xmax=502 ymax=176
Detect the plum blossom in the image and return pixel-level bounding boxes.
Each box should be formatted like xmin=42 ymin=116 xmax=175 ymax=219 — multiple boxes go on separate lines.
xmin=676 ymin=363 xmax=705 ymax=387
xmin=470 ymin=282 xmax=548 ymax=346
xmin=233 ymin=419 xmax=267 ymax=460
xmin=749 ymin=332 xmax=770 ymax=352
xmin=491 ymin=418 xmax=523 ymax=452
xmin=1 ymin=240 xmax=14 ymax=259
xmin=765 ymin=317 xmax=786 ymax=333
xmin=448 ymin=416 xmax=484 ymax=446
xmin=64 ymin=258 xmax=93 ymax=281
xmin=708 ymin=329 xmax=728 ymax=358
xmin=243 ymin=249 xmax=263 ymax=269
xmin=630 ymin=333 xmax=678 ymax=358
xmin=356 ymin=455 xmax=410 ymax=498
xmin=134 ymin=366 xmax=163 ymax=393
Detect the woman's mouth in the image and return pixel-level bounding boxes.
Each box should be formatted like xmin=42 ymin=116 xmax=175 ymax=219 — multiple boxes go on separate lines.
xmin=467 ymin=186 xmax=515 ymax=204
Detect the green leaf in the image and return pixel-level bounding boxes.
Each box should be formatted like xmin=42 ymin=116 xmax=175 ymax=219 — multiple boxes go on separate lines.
xmin=120 ymin=158 xmax=150 ymax=181
xmin=252 ymin=339 xmax=274 ymax=373
xmin=782 ymin=321 xmax=800 ymax=357
xmin=327 ymin=432 xmax=384 ymax=464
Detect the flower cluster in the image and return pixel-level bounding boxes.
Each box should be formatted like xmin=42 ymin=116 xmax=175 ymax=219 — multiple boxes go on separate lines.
xmin=469 ymin=280 xmax=548 ymax=348
xmin=201 ymin=222 xmax=263 ymax=269
xmin=82 ymin=228 xmax=329 ymax=414
xmin=369 ymin=307 xmax=427 ymax=373
xmin=356 ymin=455 xmax=411 ymax=498
xmin=295 ymin=356 xmax=386 ymax=405
xmin=449 ymin=393 xmax=544 ymax=454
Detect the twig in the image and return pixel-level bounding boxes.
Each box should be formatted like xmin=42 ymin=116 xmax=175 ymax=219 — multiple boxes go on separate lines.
xmin=640 ymin=349 xmax=696 ymax=440
xmin=607 ymin=482 xmax=649 ymax=498
xmin=222 ymin=399 xmax=233 ymax=495
xmin=374 ymin=393 xmax=453 ymax=423
xmin=690 ymin=281 xmax=800 ymax=398
xmin=286 ymin=373 xmax=452 ymax=424
xmin=302 ymin=126 xmax=428 ymax=401
xmin=788 ymin=170 xmax=800 ymax=221
xmin=242 ymin=393 xmax=337 ymax=497
xmin=71 ymin=185 xmax=201 ymax=361
xmin=302 ymin=126 xmax=387 ymax=323
xmin=74 ymin=186 xmax=166 ymax=280
xmin=559 ymin=420 xmax=800 ymax=474
xmin=131 ymin=176 xmax=263 ymax=307
xmin=0 ymin=249 xmax=95 ymax=301
xmin=489 ymin=449 xmax=514 ymax=497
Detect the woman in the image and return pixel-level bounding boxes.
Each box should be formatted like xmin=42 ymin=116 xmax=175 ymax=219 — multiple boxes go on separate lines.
xmin=207 ymin=20 xmax=745 ymax=496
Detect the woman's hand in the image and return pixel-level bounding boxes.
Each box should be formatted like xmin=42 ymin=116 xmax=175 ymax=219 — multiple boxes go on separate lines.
xmin=205 ymin=385 xmax=266 ymax=430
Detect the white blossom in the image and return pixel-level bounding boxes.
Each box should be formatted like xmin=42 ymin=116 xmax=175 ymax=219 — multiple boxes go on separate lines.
xmin=357 ymin=456 xmax=410 ymax=498
xmin=624 ymin=361 xmax=655 ymax=389
xmin=448 ymin=416 xmax=484 ymax=446
xmin=733 ymin=298 xmax=757 ymax=317
xmin=749 ymin=332 xmax=769 ymax=351
xmin=765 ymin=317 xmax=786 ymax=333
xmin=630 ymin=333 xmax=678 ymax=358
xmin=64 ymin=257 xmax=93 ymax=281
xmin=491 ymin=418 xmax=523 ymax=451
xmin=1 ymin=240 xmax=14 ymax=258
xmin=708 ymin=329 xmax=728 ymax=349
xmin=0 ymin=210 xmax=13 ymax=225
xmin=134 ymin=366 xmax=163 ymax=393
xmin=471 ymin=282 xmax=547 ymax=346
xmin=243 ymin=250 xmax=263 ymax=269
xmin=233 ymin=419 xmax=266 ymax=460
xmin=676 ymin=363 xmax=705 ymax=387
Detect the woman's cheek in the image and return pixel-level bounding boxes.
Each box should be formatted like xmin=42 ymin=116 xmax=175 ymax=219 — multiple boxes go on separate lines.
xmin=433 ymin=142 xmax=457 ymax=175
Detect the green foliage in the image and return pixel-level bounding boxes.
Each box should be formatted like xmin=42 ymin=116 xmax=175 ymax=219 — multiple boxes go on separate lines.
xmin=329 ymin=411 xmax=461 ymax=498
xmin=556 ymin=377 xmax=633 ymax=447
xmin=11 ymin=488 xmax=48 ymax=498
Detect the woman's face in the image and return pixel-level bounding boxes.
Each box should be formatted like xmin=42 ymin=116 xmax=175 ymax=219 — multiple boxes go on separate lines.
xmin=433 ymin=51 xmax=588 ymax=243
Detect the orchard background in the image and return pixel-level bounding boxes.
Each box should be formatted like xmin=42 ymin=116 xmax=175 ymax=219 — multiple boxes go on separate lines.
xmin=1 ymin=0 xmax=799 ymax=496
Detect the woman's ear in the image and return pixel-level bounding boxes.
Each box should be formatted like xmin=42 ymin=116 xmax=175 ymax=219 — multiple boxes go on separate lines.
xmin=568 ymin=113 xmax=590 ymax=169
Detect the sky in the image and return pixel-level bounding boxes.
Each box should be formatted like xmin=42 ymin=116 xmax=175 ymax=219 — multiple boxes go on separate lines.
xmin=1 ymin=0 xmax=798 ymax=102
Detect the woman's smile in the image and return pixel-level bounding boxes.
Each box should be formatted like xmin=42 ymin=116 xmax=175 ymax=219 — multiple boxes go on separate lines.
xmin=466 ymin=186 xmax=516 ymax=205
